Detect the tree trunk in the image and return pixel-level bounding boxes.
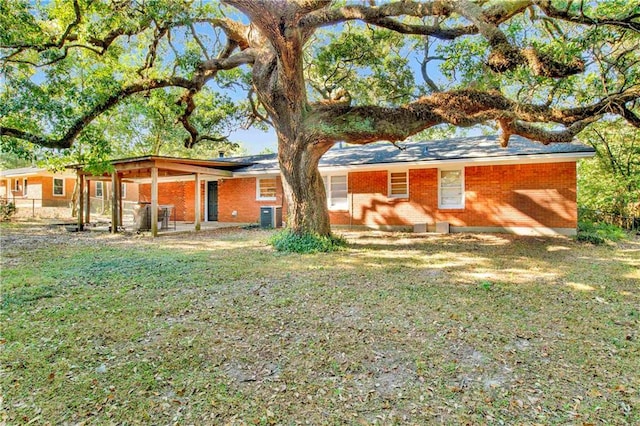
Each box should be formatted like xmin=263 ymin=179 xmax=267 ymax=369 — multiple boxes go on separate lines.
xmin=278 ymin=135 xmax=333 ymax=236
xmin=237 ymin=1 xmax=337 ymax=237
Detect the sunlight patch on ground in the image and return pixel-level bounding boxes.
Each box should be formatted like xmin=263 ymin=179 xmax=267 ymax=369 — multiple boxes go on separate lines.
xmin=351 ymin=250 xmax=488 ymax=270
xmin=624 ymin=274 xmax=640 ymax=283
xmin=459 ymin=267 xmax=558 ymax=285
xmin=464 ymin=271 xmax=498 ymax=281
xmin=163 ymin=239 xmax=261 ymax=251
xmin=565 ymin=282 xmax=596 ymax=291
xmin=547 ymin=245 xmax=571 ymax=252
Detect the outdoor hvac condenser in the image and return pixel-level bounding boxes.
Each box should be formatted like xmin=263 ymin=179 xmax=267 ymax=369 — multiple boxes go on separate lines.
xmin=260 ymin=206 xmax=282 ymax=228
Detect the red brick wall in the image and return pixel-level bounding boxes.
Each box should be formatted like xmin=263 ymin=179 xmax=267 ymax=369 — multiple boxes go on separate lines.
xmin=344 ymin=162 xmax=576 ymax=229
xmin=135 ymin=161 xmax=577 ymax=230
xmin=138 ymin=181 xmax=205 ymax=222
xmin=218 ymin=176 xmax=285 ymax=223
xmin=460 ymin=163 xmax=576 ymax=228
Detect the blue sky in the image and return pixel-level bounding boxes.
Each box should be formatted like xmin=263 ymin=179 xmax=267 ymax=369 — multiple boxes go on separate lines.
xmin=229 ymin=126 xmax=277 ymax=155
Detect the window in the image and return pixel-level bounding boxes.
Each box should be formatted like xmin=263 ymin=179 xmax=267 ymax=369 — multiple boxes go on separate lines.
xmin=120 ymin=182 xmax=127 ymax=199
xmin=389 ymin=171 xmax=408 ymax=198
xmin=323 ymin=175 xmax=348 ymax=210
xmin=53 ymin=178 xmax=65 ymax=196
xmin=14 ymin=179 xmax=20 ymax=191
xmin=257 ymin=177 xmax=277 ymax=200
xmin=439 ymin=169 xmax=464 ymax=209
xmin=23 ymin=179 xmax=28 ymax=196
xmin=95 ymin=181 xmax=103 ymax=197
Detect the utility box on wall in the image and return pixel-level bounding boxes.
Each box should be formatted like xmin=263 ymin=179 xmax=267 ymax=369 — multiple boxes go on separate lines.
xmin=260 ymin=206 xmax=282 ymax=228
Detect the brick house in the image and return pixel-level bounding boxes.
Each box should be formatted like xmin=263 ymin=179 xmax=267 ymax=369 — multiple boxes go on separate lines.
xmin=0 ymin=166 xmax=139 ymax=218
xmin=0 ymin=167 xmax=76 ymax=206
xmin=119 ymin=135 xmax=594 ymax=236
xmin=0 ymin=167 xmax=78 ymax=218
xmin=87 ymin=179 xmax=139 ymax=215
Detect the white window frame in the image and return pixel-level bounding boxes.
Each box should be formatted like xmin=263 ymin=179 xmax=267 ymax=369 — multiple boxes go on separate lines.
xmin=438 ymin=168 xmax=465 ymax=209
xmin=53 ymin=177 xmax=65 ymax=196
xmin=95 ymin=181 xmax=103 ymax=197
xmin=14 ymin=179 xmax=20 ymax=191
xmin=23 ymin=178 xmax=28 ymax=196
xmin=120 ymin=182 xmax=127 ymax=199
xmin=388 ymin=170 xmax=409 ymax=198
xmin=256 ymin=177 xmax=277 ymax=201
xmin=323 ymin=174 xmax=348 ymax=211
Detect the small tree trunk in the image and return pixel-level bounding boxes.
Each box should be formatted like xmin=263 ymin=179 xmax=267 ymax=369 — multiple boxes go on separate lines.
xmin=71 ymin=179 xmax=79 ymax=217
xmin=278 ymin=136 xmax=333 ymax=236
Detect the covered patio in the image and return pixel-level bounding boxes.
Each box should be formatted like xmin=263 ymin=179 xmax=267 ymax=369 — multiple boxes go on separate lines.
xmin=71 ymin=155 xmax=248 ymax=237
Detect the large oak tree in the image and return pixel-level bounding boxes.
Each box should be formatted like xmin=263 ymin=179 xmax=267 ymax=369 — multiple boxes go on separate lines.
xmin=1 ymin=0 xmax=639 ymax=236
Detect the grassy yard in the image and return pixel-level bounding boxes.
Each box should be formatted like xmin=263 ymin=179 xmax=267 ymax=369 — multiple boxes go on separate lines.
xmin=1 ymin=222 xmax=638 ymax=425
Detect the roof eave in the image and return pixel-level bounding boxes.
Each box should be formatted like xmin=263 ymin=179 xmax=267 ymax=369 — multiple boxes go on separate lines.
xmin=231 ymin=151 xmax=595 ymax=176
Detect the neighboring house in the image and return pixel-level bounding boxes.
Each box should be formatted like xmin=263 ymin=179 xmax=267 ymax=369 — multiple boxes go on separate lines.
xmin=0 ymin=167 xmax=76 ymax=210
xmin=114 ymin=135 xmax=594 ymax=236
xmin=88 ymin=179 xmax=139 ymax=215
xmin=0 ymin=166 xmax=139 ymax=218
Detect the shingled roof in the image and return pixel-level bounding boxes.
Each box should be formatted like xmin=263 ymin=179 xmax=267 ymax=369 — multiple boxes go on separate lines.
xmin=224 ymin=135 xmax=595 ymax=173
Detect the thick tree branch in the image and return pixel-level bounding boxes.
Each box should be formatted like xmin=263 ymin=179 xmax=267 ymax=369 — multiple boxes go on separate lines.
xmin=307 ymin=88 xmax=640 ymax=146
xmin=1 ymin=77 xmax=197 ymax=149
xmin=299 ymin=1 xmax=453 ymax=29
xmin=193 ymin=18 xmax=252 ymax=50
xmin=299 ymin=0 xmax=536 ymax=40
xmin=535 ymin=0 xmax=640 ymax=33
xmin=175 ymin=46 xmax=256 ymax=148
xmin=449 ymin=0 xmax=584 ymax=78
xmin=199 ymin=48 xmax=256 ymax=74
xmin=2 ymin=11 xmax=251 ymax=69
xmin=300 ymin=0 xmax=638 ymax=78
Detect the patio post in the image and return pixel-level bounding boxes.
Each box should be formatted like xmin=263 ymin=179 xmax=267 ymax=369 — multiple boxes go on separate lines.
xmin=77 ymin=173 xmax=84 ymax=231
xmin=111 ymin=172 xmax=118 ymax=234
xmin=118 ymin=177 xmax=123 ymax=228
xmin=194 ymin=173 xmax=201 ymax=231
xmin=85 ymin=179 xmax=91 ymax=225
xmin=151 ymin=166 xmax=158 ymax=237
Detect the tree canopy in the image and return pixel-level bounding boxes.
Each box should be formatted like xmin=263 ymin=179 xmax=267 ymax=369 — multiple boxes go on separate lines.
xmin=1 ymin=0 xmax=639 ymax=235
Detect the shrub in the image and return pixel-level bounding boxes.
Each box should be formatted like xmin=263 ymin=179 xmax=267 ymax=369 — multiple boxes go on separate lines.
xmin=0 ymin=200 xmax=16 ymax=222
xmin=576 ymin=220 xmax=627 ymax=244
xmin=268 ymin=229 xmax=347 ymax=253
xmin=576 ymin=231 xmax=606 ymax=245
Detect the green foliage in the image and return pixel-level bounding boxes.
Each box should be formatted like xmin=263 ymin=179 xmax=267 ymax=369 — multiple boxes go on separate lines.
xmin=576 ymin=220 xmax=627 ymax=244
xmin=578 ymin=120 xmax=640 ymax=216
xmin=478 ymin=280 xmax=493 ymax=291
xmin=268 ymin=229 xmax=347 ymax=253
xmin=0 ymin=199 xmax=16 ymax=222
xmin=0 ymin=1 xmax=246 ymax=166
xmin=307 ymin=26 xmax=416 ymax=105
xmin=0 ymin=143 xmax=34 ymax=170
